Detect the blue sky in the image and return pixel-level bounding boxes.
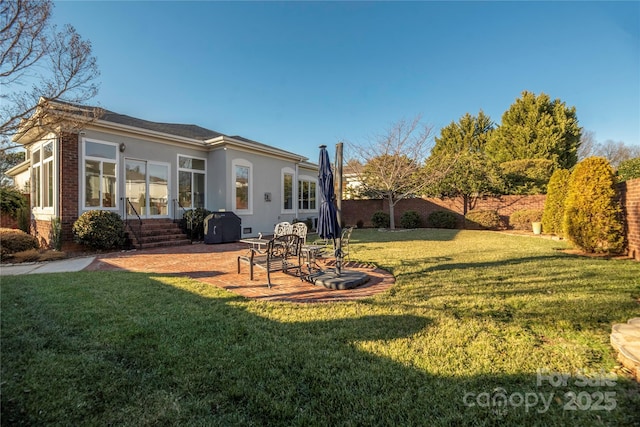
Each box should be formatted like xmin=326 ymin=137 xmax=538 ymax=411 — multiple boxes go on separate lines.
xmin=52 ymin=1 xmax=639 ymax=162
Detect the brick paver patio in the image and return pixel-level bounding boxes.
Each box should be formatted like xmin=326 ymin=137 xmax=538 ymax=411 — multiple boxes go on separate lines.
xmin=85 ymin=242 xmax=394 ymax=303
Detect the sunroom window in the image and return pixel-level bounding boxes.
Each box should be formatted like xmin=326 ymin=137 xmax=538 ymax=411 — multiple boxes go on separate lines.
xmin=83 ymin=140 xmax=117 ymax=209
xmin=31 ymin=141 xmax=54 ymax=210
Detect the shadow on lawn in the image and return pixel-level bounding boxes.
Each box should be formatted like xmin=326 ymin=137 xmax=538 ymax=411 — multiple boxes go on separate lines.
xmin=2 ymin=271 xmax=639 ymax=426
xmin=388 ymin=250 xmax=578 ymax=280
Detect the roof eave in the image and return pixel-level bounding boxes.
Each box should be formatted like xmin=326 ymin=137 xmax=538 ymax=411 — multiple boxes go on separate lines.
xmin=205 ymin=136 xmax=308 ymax=163
xmin=5 ymin=159 xmax=30 ymax=177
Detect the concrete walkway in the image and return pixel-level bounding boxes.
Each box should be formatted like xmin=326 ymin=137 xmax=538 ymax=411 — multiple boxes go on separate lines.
xmin=0 ymin=256 xmax=96 ymax=276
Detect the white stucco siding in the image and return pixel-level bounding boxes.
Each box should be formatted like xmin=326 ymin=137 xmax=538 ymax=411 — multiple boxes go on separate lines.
xmin=78 ymin=129 xmax=208 ymax=218
xmin=223 ymin=148 xmax=317 ymax=237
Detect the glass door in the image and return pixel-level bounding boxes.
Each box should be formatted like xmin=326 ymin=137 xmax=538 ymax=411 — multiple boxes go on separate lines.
xmin=125 ymin=159 xmax=169 ymax=218
xmin=125 ymin=159 xmax=146 ymax=217
xmin=148 ymin=163 xmax=168 ymax=216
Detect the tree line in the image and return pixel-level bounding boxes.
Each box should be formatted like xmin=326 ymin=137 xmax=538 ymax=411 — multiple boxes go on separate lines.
xmin=348 ymin=91 xmax=640 ymax=228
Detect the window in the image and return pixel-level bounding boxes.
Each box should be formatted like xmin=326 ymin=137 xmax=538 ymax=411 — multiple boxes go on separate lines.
xmin=83 ymin=140 xmax=118 ymax=209
xmin=282 ymin=168 xmax=294 ymax=212
xmin=31 ymin=141 xmax=55 ymax=210
xmin=298 ymin=177 xmax=317 ymax=211
xmin=232 ymin=159 xmax=252 ymax=213
xmin=178 ymin=155 xmax=206 ymax=208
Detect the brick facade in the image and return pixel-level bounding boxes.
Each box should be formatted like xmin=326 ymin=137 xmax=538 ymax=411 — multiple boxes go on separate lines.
xmin=618 ymin=178 xmax=640 ymax=261
xmin=0 ymin=212 xmax=19 ymax=229
xmin=58 ymin=132 xmax=80 ymax=245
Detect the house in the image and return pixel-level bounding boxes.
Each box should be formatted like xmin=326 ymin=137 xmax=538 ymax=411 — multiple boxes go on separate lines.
xmin=8 ymin=99 xmax=319 ymax=248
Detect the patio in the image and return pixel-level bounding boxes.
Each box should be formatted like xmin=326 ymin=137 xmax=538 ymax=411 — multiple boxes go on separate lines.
xmin=84 ymin=242 xmax=394 ymax=303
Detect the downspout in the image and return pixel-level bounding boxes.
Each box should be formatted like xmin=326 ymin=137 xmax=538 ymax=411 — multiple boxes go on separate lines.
xmin=335 ymin=142 xmax=343 ymax=227
xmin=55 ymin=134 xmax=60 ymax=220
xmin=294 ymin=161 xmax=300 ymax=221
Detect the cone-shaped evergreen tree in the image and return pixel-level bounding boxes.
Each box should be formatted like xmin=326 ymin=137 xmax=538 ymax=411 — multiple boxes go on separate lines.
xmin=542 ymin=168 xmax=570 ymax=236
xmin=563 ymin=157 xmax=625 ymax=253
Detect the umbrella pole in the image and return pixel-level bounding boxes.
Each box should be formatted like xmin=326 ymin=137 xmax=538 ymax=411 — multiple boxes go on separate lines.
xmin=335 ymin=237 xmax=342 ymax=276
xmin=335 ymin=142 xmax=343 ymax=277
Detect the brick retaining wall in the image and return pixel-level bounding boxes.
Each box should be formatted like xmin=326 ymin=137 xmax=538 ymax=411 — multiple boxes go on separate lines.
xmin=343 ymin=187 xmax=640 ymax=261
xmin=342 ymin=195 xmax=546 ymax=229
xmin=619 ymin=178 xmax=640 ymax=261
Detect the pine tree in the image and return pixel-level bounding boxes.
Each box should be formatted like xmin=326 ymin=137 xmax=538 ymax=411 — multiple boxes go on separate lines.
xmin=487 ymin=91 xmax=581 ymax=170
xmin=426 ymin=111 xmax=502 ymax=214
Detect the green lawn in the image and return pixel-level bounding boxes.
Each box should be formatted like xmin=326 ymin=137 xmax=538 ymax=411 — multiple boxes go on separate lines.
xmin=2 ymin=229 xmax=639 ymax=426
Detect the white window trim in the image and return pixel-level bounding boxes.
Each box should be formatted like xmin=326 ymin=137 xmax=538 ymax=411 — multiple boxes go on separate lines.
xmin=298 ymin=174 xmax=318 ymax=213
xmin=177 ymin=154 xmax=207 ymax=209
xmin=232 ymin=158 xmax=253 ymax=214
xmin=81 ymin=138 xmax=119 ymax=211
xmin=281 ymin=167 xmax=295 ymax=214
xmin=31 ymin=138 xmax=56 ymax=216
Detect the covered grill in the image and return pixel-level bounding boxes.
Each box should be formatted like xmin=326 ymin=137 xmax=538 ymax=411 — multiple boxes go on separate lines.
xmin=204 ymin=212 xmax=241 ymax=244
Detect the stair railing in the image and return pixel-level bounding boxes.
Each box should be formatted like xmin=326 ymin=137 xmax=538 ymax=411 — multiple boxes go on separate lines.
xmin=122 ymin=197 xmax=143 ymax=249
xmin=173 ymin=199 xmax=194 ymax=244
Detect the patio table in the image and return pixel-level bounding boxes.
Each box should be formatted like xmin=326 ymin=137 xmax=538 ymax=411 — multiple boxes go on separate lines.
xmin=301 ymin=244 xmax=325 ymax=277
xmin=240 ymin=238 xmax=269 ymax=252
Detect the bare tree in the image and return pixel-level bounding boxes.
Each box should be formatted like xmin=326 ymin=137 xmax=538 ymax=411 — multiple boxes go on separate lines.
xmin=1 ymin=0 xmax=101 ymax=145
xmin=577 ymin=130 xmax=598 ymax=161
xmin=347 ymin=115 xmax=448 ymax=229
xmin=579 ymin=131 xmax=640 ymax=167
xmin=596 ymin=140 xmax=640 ymax=168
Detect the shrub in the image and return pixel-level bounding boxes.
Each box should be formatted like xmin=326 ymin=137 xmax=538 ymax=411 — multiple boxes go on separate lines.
xmin=10 ymin=249 xmax=41 ymax=263
xmin=183 ymin=208 xmax=212 ymax=240
xmin=542 ymin=169 xmax=570 ymax=236
xmin=0 ymin=186 xmax=27 ymax=218
xmin=0 ymin=228 xmax=39 ymax=259
xmin=371 ymin=211 xmax=390 ymax=228
xmin=509 ymin=209 xmax=543 ymax=231
xmin=9 ymin=249 xmax=67 ymax=263
xmin=16 ymin=206 xmax=30 ymax=233
xmin=563 ymin=157 xmax=625 ymax=254
xmin=50 ymin=217 xmax=62 ymax=251
xmin=356 ymin=219 xmax=364 ymax=229
xmin=400 ymin=210 xmax=421 ymax=229
xmin=427 ymin=211 xmax=457 ymax=229
xmin=617 ymin=157 xmax=640 ymax=182
xmin=465 ymin=210 xmax=501 ymax=230
xmin=73 ymin=210 xmax=125 ymax=250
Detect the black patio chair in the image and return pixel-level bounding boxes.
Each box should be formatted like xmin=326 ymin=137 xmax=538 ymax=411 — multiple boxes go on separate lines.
xmin=237 ymin=234 xmax=303 ymax=288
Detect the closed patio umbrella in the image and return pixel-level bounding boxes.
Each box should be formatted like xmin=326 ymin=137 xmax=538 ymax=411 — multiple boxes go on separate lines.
xmin=317 ymin=145 xmax=342 ymax=275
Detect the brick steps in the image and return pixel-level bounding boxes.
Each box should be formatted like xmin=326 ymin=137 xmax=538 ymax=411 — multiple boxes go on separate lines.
xmin=125 ymin=219 xmax=191 ymax=249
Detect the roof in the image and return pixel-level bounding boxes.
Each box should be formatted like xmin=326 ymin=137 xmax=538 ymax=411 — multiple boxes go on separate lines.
xmin=100 ymin=110 xmax=225 ymax=141
xmin=15 ymin=99 xmax=312 ymax=164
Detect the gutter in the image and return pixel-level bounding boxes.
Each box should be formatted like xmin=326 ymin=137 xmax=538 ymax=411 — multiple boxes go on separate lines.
xmin=205 ymin=135 xmax=309 ymax=163
xmin=5 ymin=159 xmax=30 ymax=177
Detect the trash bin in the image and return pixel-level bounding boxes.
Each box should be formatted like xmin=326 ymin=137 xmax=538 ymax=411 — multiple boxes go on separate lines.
xmin=204 ymin=212 xmax=241 ymax=244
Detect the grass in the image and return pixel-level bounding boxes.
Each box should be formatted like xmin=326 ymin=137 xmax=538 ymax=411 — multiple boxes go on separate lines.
xmin=2 ymin=229 xmax=639 ymax=426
